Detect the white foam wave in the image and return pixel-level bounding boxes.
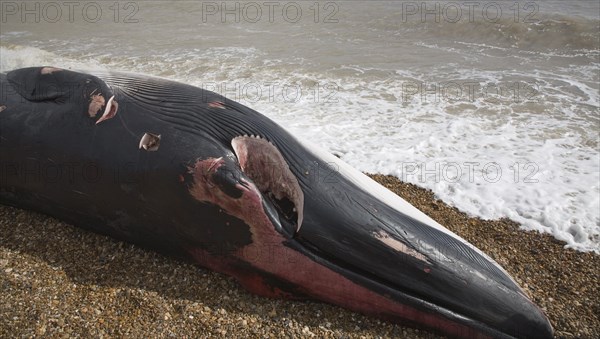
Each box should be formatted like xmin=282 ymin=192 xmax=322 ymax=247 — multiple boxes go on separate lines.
xmin=1 ymin=44 xmax=598 ymax=253
xmin=0 ymin=45 xmax=108 ymax=73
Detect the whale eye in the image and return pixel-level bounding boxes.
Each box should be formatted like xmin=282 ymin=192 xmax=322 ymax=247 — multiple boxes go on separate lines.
xmin=231 ymin=135 xmax=304 ymax=233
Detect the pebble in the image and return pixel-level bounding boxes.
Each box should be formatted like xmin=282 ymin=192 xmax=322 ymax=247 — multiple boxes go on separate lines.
xmin=1 ymin=175 xmax=599 ymax=338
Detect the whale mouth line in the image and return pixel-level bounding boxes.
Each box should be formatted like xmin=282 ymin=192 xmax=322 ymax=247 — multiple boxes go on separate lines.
xmin=287 ymin=235 xmax=517 ymax=339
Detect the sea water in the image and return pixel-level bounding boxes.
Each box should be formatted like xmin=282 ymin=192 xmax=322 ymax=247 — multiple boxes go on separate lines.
xmin=1 ymin=1 xmax=598 ymax=252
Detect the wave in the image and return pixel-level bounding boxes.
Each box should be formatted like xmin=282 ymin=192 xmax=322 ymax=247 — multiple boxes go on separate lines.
xmin=377 ymin=9 xmax=600 ymax=52
xmin=0 ymin=44 xmax=108 ymax=72
xmin=1 ymin=43 xmax=598 ymax=253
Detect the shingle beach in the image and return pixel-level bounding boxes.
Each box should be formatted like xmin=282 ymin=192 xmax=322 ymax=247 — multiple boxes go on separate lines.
xmin=1 ymin=174 xmax=598 ymax=338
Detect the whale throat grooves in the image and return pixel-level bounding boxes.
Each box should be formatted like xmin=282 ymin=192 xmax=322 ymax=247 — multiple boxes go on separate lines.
xmin=231 ymin=136 xmax=304 ymax=233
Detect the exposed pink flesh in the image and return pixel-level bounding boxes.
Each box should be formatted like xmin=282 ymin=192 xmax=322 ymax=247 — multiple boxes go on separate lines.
xmin=40 ymin=67 xmax=62 ymax=74
xmin=187 ymin=157 xmax=491 ymax=338
xmin=88 ymin=94 xmax=105 ymax=118
xmin=231 ymin=136 xmax=304 ymax=231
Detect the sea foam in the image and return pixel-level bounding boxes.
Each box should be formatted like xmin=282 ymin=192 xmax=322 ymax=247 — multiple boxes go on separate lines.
xmin=1 ymin=44 xmax=598 ymax=253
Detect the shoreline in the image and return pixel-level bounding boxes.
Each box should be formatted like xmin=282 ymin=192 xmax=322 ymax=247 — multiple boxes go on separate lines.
xmin=1 ymin=174 xmax=598 ymax=338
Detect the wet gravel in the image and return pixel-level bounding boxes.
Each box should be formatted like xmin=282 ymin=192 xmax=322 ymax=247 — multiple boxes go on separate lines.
xmin=1 ymin=174 xmax=598 ymax=338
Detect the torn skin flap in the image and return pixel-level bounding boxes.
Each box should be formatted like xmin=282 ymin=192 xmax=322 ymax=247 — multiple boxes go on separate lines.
xmin=95 ymin=95 xmax=118 ymax=124
xmin=231 ymin=136 xmax=304 ymax=232
xmin=139 ymin=133 xmax=161 ymax=151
